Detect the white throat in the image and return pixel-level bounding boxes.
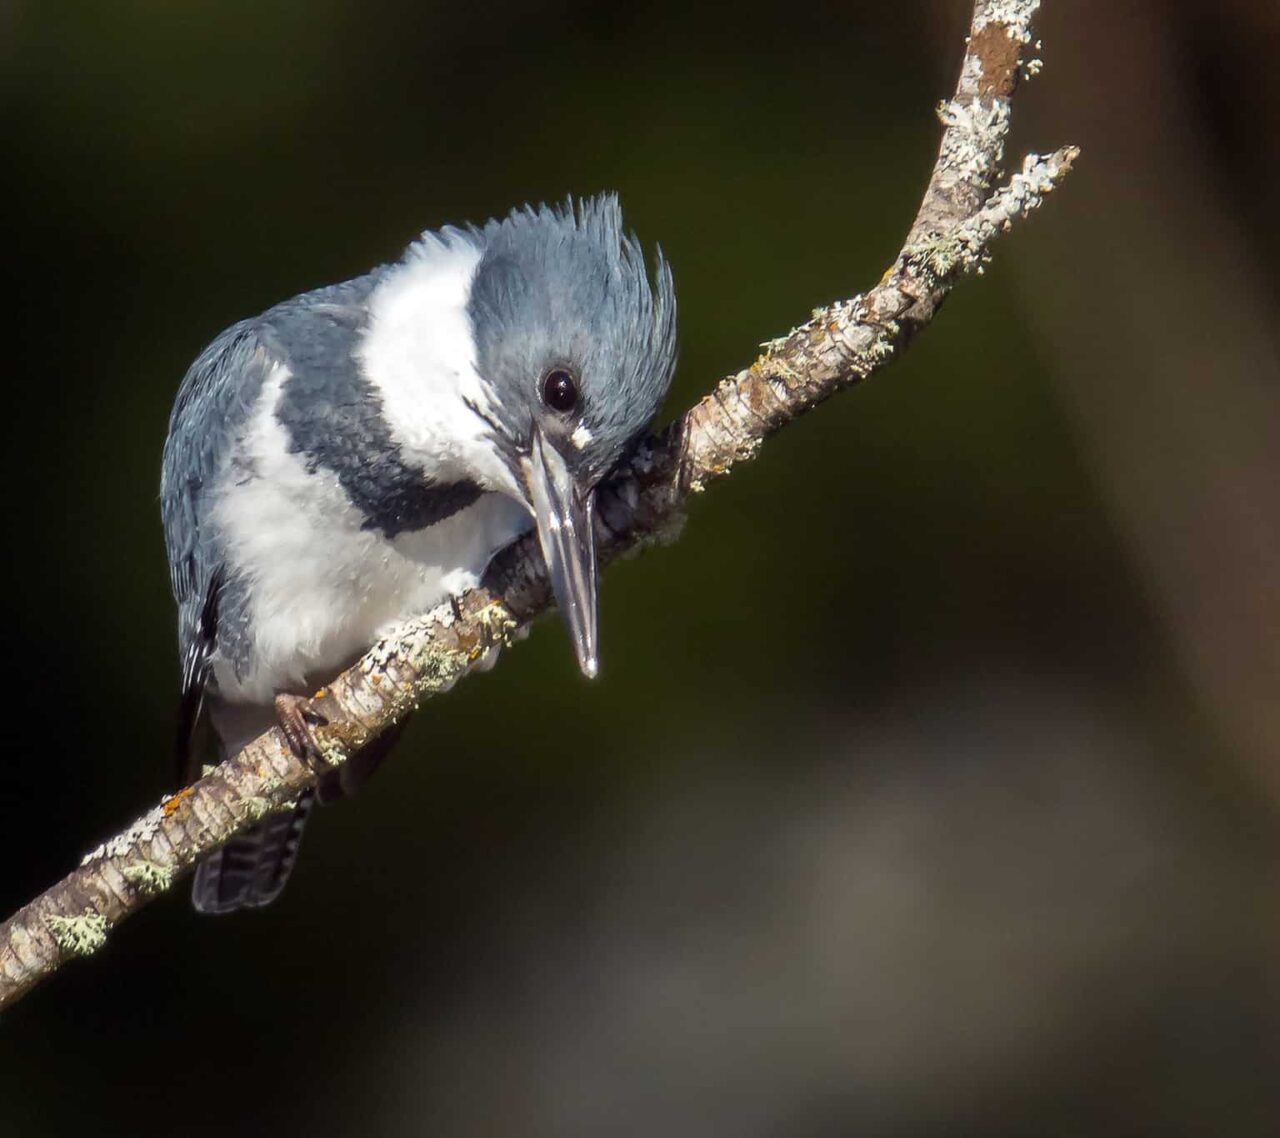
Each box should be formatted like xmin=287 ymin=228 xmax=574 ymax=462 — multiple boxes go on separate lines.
xmin=357 ymin=230 xmax=520 ymax=498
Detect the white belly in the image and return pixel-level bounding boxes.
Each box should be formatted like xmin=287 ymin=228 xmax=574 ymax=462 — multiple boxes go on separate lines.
xmin=209 ymin=366 xmax=531 ymax=704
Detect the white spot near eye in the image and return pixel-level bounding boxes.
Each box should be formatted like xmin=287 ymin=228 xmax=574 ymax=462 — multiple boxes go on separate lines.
xmin=570 ymin=424 xmax=594 ymax=449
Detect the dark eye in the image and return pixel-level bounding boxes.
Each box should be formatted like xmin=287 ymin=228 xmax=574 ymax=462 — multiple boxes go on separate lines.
xmin=541 ymin=368 xmax=578 ymax=414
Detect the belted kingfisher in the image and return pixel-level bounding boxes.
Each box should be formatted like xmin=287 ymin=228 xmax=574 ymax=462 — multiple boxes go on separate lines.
xmin=161 ymin=195 xmax=677 ymax=913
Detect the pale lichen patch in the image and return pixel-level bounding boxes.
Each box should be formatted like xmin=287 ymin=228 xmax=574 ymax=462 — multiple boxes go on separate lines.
xmin=907 ymin=230 xmax=987 ymax=282
xmin=81 ymin=800 xmax=169 ymax=865
xmin=48 ymin=910 xmax=110 ymax=956
xmin=864 ymin=325 xmax=900 ymax=367
xmin=313 ymin=733 xmax=349 ymax=770
xmin=361 ymin=602 xmax=458 ymax=680
xmin=961 ymin=49 xmax=985 ymax=90
xmin=238 ymin=795 xmax=277 ymax=824
xmin=121 ymin=860 xmax=175 ymax=894
xmin=937 ymin=98 xmax=1011 ymax=186
xmin=977 ymin=148 xmax=1078 ymax=229
xmin=905 ymin=147 xmax=1076 ymax=285
xmin=376 ymin=612 xmax=475 ymax=696
xmin=474 ymin=602 xmax=520 ymax=652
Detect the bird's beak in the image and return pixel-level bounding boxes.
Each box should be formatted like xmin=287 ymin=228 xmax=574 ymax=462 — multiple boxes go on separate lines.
xmin=523 ymin=430 xmax=600 ymax=678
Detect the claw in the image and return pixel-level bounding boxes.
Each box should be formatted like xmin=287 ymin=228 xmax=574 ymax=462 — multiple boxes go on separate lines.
xmin=273 ymin=693 xmax=330 ymax=762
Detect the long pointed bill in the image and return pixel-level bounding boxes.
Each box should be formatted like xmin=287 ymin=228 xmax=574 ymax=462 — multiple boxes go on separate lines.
xmin=523 ymin=430 xmax=600 ymax=678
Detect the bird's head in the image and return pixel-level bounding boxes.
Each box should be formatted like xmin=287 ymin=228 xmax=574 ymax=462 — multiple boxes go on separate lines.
xmin=464 ymin=195 xmax=677 ymax=677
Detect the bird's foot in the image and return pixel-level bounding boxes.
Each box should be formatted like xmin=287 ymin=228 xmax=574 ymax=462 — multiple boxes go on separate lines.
xmin=273 ymin=693 xmax=330 ymax=764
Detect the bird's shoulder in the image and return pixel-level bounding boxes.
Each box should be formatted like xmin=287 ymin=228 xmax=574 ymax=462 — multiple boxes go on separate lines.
xmin=163 ymin=272 xmax=385 ymax=490
xmin=255 ymin=270 xmax=387 ymax=385
xmin=160 ymin=273 xmax=376 ymax=591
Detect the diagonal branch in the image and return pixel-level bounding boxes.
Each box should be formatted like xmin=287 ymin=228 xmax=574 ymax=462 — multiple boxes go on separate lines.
xmin=0 ymin=0 xmax=1075 ymax=1013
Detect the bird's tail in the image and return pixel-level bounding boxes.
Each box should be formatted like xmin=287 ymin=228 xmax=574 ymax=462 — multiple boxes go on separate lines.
xmin=191 ymin=790 xmax=315 ymax=914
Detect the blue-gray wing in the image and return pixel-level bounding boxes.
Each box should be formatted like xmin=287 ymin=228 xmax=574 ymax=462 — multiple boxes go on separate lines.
xmin=161 ymin=320 xmax=276 ymax=779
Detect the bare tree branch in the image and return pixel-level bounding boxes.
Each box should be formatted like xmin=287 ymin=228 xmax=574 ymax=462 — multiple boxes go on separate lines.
xmin=0 ymin=0 xmax=1075 ymax=1013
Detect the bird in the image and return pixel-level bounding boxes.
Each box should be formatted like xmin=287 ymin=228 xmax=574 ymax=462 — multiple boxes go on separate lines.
xmin=161 ymin=194 xmax=677 ymax=914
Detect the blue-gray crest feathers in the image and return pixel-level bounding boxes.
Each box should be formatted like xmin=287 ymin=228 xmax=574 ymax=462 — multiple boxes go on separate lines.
xmin=466 ymin=194 xmax=677 ymax=477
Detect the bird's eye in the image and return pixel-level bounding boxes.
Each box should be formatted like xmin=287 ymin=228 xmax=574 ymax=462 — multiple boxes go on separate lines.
xmin=541 ymin=368 xmax=578 ymax=414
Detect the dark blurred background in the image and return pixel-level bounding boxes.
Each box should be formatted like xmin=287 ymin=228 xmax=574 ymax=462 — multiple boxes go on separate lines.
xmin=2 ymin=1 xmax=1278 ymax=1134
